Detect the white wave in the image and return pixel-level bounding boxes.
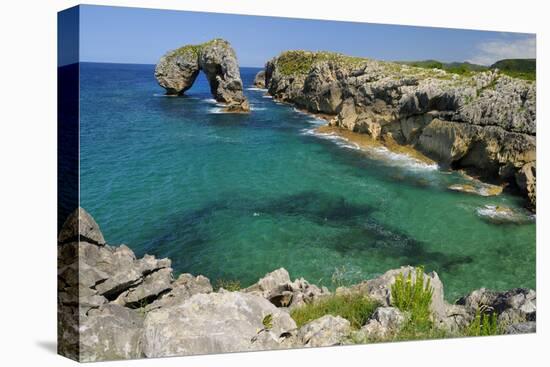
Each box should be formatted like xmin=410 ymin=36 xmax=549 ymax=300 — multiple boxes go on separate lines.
xmin=246 ymin=87 xmax=268 ymax=92
xmin=476 ymin=205 xmax=535 ymax=224
xmin=262 ymin=95 xmax=273 ymax=99
xmin=301 ymin=128 xmax=438 ymax=171
xmin=207 ymin=107 xmax=229 ymax=114
xmin=250 ymin=106 xmax=267 ymax=111
xmin=204 ymin=98 xmax=218 ymax=104
xmin=293 ymin=107 xmax=309 ymax=115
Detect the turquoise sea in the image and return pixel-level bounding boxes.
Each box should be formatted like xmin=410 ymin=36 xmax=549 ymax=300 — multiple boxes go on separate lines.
xmin=79 ymin=63 xmax=535 ymax=301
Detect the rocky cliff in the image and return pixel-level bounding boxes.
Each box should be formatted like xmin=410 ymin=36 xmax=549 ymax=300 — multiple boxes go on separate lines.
xmin=264 ymin=51 xmax=536 ymax=210
xmin=58 ymin=208 xmax=536 ymax=362
xmin=155 ymin=39 xmax=250 ymax=112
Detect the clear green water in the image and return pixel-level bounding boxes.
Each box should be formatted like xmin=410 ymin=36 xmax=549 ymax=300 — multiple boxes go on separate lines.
xmin=79 ymin=63 xmax=535 ymax=301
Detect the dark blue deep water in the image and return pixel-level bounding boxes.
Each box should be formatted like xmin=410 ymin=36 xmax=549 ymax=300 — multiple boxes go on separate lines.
xmin=79 ymin=63 xmax=535 ymax=300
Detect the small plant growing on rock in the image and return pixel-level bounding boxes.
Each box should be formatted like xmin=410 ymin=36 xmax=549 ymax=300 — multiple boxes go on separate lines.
xmin=390 ymin=267 xmax=434 ymax=329
xmin=466 ymin=307 xmax=499 ymax=336
xmin=214 ymin=279 xmax=241 ymax=292
xmin=262 ymin=314 xmax=273 ymax=330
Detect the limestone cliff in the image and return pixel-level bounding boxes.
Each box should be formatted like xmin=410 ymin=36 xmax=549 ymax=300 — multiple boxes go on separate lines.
xmin=264 ymin=51 xmax=536 ymax=210
xmin=155 ymin=39 xmax=249 ymax=112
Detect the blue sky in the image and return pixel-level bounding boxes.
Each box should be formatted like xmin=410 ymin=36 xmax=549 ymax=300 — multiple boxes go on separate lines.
xmin=70 ymin=5 xmax=535 ymax=67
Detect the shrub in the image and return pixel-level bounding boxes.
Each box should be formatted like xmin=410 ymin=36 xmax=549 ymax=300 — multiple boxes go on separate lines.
xmin=390 ymin=267 xmax=434 ymax=329
xmin=466 ymin=308 xmax=500 ymax=336
xmin=290 ymin=293 xmax=378 ymax=329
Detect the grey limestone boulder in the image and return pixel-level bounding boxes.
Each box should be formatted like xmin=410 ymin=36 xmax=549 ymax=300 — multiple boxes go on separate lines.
xmin=298 ymin=315 xmax=351 ymax=347
xmin=142 ymin=291 xmax=297 ymax=357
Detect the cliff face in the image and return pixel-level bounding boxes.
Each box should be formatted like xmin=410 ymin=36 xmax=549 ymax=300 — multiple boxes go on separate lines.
xmin=265 ymin=51 xmax=536 ymax=209
xmin=155 ymin=39 xmax=250 ymax=112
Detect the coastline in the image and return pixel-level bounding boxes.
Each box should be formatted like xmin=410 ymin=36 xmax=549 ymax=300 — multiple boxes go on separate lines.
xmin=58 ymin=208 xmax=536 ymax=361
xmin=284 ymin=101 xmax=511 ymax=197
xmin=263 ymin=51 xmax=536 ymax=211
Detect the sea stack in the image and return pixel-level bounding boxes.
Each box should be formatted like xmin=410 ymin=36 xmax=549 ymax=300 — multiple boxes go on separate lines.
xmin=155 ymin=39 xmax=250 ymax=112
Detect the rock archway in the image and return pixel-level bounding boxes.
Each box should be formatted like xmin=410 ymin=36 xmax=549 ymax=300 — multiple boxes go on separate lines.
xmin=155 ymin=39 xmax=249 ymax=112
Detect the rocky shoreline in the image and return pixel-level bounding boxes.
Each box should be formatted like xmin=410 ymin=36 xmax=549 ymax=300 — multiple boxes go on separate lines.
xmin=260 ymin=51 xmax=536 ymax=210
xmin=58 ymin=208 xmax=536 ymax=362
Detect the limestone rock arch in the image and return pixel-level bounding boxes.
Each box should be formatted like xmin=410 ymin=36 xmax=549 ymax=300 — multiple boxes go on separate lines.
xmin=155 ymin=39 xmax=249 ymax=112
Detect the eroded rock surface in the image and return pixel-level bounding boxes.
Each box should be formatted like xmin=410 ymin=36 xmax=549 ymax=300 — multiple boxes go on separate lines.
xmin=244 ymin=268 xmax=330 ymax=309
xmin=155 ymin=39 xmax=249 ymax=112
xmin=143 ymin=292 xmax=297 ymax=357
xmin=253 ymin=70 xmax=266 ymax=88
xmin=58 ymin=209 xmax=536 ymax=361
xmin=298 ymin=315 xmax=351 ymax=347
xmin=264 ymin=51 xmax=536 ymax=210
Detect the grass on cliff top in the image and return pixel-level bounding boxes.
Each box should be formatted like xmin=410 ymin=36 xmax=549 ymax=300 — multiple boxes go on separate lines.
xmin=290 ymin=293 xmax=379 ymax=329
xmin=398 ymin=59 xmax=535 ymax=81
xmin=276 ymin=50 xmax=367 ymax=76
xmin=169 ymin=38 xmax=228 ymax=59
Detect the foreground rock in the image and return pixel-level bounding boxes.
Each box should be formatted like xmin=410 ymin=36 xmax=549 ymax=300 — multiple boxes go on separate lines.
xmin=155 ymin=39 xmax=249 ymax=112
xmin=298 ymin=315 xmax=351 ymax=347
xmin=264 ymin=51 xmax=536 ymax=210
xmin=244 ymin=267 xmax=330 ymax=308
xmin=357 ymin=307 xmax=406 ymax=339
xmin=143 ymin=292 xmax=297 ymax=357
xmin=58 ymin=209 xmax=536 ymax=361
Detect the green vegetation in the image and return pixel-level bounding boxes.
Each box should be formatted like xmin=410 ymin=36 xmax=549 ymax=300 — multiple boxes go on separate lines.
xmin=399 ymin=58 xmax=535 ymax=80
xmin=398 ymin=60 xmax=488 ymax=76
xmin=390 ymin=266 xmax=434 ymax=329
xmin=169 ymin=38 xmax=228 ymax=59
xmin=290 ymin=293 xmax=379 ymax=329
xmin=491 ymin=58 xmax=536 ymax=81
xmin=214 ymin=279 xmax=241 ymax=291
xmin=262 ymin=314 xmax=274 ymax=330
xmin=466 ymin=308 xmax=500 ymax=336
xmin=276 ymin=50 xmax=367 ymax=76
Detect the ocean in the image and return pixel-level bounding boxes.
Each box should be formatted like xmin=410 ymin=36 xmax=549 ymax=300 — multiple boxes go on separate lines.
xmin=79 ymin=62 xmax=535 ymax=300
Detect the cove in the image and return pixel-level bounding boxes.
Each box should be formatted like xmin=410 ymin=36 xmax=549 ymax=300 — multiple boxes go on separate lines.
xmin=79 ymin=63 xmax=535 ymax=301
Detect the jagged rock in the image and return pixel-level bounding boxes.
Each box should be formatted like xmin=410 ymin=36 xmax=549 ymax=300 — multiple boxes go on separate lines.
xmin=298 ymin=315 xmax=351 ymax=347
xmin=58 ymin=207 xmax=105 ymax=245
xmin=457 ymin=288 xmax=536 ymax=325
xmin=142 ymin=292 xmax=297 ymax=357
xmin=114 ymin=268 xmax=173 ymax=307
xmin=155 ymin=39 xmax=249 ymax=112
xmin=442 ymin=304 xmax=472 ymax=332
xmin=79 ymin=304 xmax=144 ymax=362
xmin=146 ymin=273 xmax=213 ymax=311
xmin=253 ymin=70 xmax=266 ymax=88
xmin=358 ymin=307 xmax=405 ymax=339
xmin=505 ymin=321 xmax=536 ymax=334
xmin=76 ymin=242 xmax=171 ymax=299
xmin=516 ymin=162 xmax=536 ymax=209
xmin=337 ymin=266 xmax=447 ymax=323
xmin=265 ymin=51 xmax=536 ymax=210
xmin=244 ymin=268 xmax=330 ymax=308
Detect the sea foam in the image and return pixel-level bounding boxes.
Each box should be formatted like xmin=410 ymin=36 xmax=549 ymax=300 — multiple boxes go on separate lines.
xmin=301 ymin=127 xmax=439 ymax=171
